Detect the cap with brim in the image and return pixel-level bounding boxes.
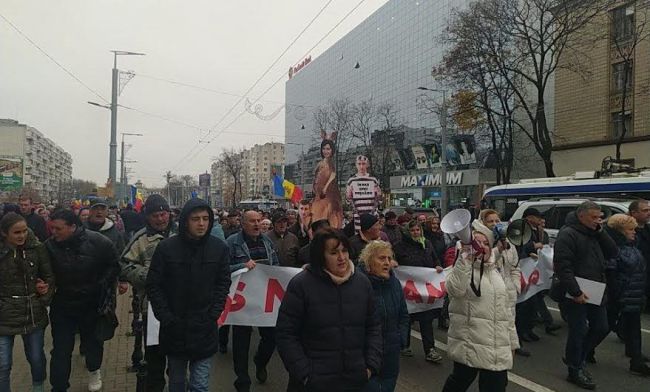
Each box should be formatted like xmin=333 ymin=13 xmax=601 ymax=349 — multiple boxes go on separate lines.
xmin=272 ymin=211 xmax=288 ymax=224
xmin=89 ymin=199 xmax=108 ymax=209
xmin=522 ymin=207 xmax=543 ymax=218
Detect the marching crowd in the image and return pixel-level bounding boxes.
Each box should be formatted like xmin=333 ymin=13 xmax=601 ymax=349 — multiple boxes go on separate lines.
xmin=0 ymin=195 xmax=649 ymax=391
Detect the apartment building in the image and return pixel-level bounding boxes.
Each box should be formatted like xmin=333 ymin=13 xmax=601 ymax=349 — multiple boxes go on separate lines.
xmin=0 ymin=119 xmax=73 ymax=201
xmin=554 ymin=2 xmax=650 ymax=174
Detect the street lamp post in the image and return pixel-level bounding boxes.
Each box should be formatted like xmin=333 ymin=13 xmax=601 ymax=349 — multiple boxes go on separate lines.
xmin=109 ymin=51 xmax=144 ymax=195
xmin=121 ymin=132 xmax=143 ymax=203
xmin=417 ymin=87 xmax=449 ymax=216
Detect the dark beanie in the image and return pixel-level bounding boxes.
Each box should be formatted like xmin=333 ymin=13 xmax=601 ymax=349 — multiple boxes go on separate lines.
xmin=360 ymin=213 xmax=379 ymax=232
xmin=144 ymin=194 xmax=170 ymax=215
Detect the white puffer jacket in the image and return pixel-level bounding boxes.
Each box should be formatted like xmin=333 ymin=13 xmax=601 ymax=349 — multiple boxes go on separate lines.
xmin=446 ymin=248 xmax=519 ymax=371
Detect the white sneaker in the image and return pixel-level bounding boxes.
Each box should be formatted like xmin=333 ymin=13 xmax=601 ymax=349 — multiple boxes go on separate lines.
xmin=88 ymin=369 xmax=102 ymax=392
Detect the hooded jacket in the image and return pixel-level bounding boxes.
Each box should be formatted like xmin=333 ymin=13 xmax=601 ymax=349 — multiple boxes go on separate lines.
xmin=358 ymin=264 xmax=409 ymax=382
xmin=23 ymin=211 xmax=48 ymax=242
xmin=276 ymin=263 xmax=382 ymax=392
xmin=86 ymin=218 xmax=126 ymax=254
xmin=445 ymin=248 xmax=519 ymax=371
xmin=553 ymin=212 xmax=619 ymax=299
xmin=46 ymin=227 xmax=120 ymax=311
xmin=0 ymin=231 xmax=55 ymax=335
xmin=146 ymin=198 xmax=231 ymax=360
xmin=605 ymin=226 xmax=647 ymax=313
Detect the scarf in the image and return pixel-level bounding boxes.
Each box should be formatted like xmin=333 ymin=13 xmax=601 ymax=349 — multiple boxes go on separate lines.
xmin=324 ymin=260 xmax=354 ymax=285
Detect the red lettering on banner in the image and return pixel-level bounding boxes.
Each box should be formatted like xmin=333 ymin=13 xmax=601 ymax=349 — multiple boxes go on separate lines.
xmin=264 ymin=278 xmax=285 ymax=312
xmin=425 ymin=281 xmax=446 ymax=303
xmin=520 ymin=273 xmax=527 ymax=292
xmin=528 ymin=270 xmax=540 ymax=286
xmin=217 ymin=281 xmax=247 ymax=326
xmin=403 ymin=280 xmax=423 ymax=303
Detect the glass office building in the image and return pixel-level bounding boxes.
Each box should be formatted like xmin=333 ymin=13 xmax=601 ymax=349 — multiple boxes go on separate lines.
xmin=284 ymin=0 xmax=471 ymax=164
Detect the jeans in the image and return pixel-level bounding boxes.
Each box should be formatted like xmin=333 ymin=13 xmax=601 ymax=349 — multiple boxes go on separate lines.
xmin=442 ymin=361 xmax=508 ymax=392
xmin=620 ymin=311 xmax=643 ymax=367
xmin=405 ymin=309 xmax=436 ymax=353
xmin=563 ymin=300 xmax=609 ymax=371
xmin=363 ymin=375 xmax=398 ymax=392
xmin=49 ymin=305 xmax=104 ymax=391
xmin=167 ymin=355 xmax=212 ymax=392
xmin=0 ymin=328 xmax=46 ymax=392
xmin=232 ymin=326 xmax=275 ymax=391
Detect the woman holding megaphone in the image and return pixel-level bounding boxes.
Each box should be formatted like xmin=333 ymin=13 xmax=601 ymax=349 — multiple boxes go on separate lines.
xmin=441 ymin=227 xmax=520 ymax=392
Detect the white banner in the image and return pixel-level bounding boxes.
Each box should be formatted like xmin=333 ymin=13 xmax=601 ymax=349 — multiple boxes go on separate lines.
xmin=516 ymin=246 xmax=554 ymax=304
xmin=146 ymin=250 xmax=555 ymax=345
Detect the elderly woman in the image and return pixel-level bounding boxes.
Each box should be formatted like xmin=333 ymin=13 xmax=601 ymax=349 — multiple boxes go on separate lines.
xmin=276 ymin=228 xmax=382 ymax=392
xmin=0 ymin=213 xmax=54 ymax=392
xmin=442 ymin=231 xmax=519 ymax=392
xmin=358 ymin=241 xmax=409 ymax=392
xmin=605 ymin=214 xmax=649 ymax=376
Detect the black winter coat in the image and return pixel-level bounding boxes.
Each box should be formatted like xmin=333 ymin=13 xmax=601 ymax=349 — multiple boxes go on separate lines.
xmin=0 ymin=231 xmax=54 ymax=335
xmin=605 ymin=227 xmax=647 ymax=313
xmin=553 ymin=212 xmax=619 ymax=299
xmin=146 ymin=198 xmax=231 ymax=360
xmin=394 ymin=235 xmax=438 ymax=268
xmin=276 ymin=264 xmax=382 ymax=392
xmin=46 ymin=227 xmax=120 ymax=311
xmin=85 ymin=219 xmax=126 ymax=254
xmin=24 ymin=211 xmax=48 ymax=242
xmin=358 ymin=265 xmax=409 ymax=382
xmin=424 ymin=229 xmax=447 ymax=263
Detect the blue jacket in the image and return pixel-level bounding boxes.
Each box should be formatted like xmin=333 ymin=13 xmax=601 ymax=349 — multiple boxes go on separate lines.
xmin=359 ymin=264 xmax=409 ymax=380
xmin=210 ymin=222 xmax=225 ymax=241
xmin=606 ymin=227 xmax=647 ymax=313
xmin=226 ymin=231 xmax=279 ymax=272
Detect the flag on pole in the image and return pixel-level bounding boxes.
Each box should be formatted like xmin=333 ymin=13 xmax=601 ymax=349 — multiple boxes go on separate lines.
xmin=273 ymin=173 xmax=303 ymax=204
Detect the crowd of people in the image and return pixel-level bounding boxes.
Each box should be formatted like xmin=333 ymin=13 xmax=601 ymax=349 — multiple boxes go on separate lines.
xmin=0 ymin=194 xmax=649 ymax=391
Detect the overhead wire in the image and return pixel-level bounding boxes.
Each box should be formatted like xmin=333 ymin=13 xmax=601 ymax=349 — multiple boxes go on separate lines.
xmin=170 ymin=0 xmax=338 ymax=171
xmin=0 ymin=12 xmax=109 ymax=103
xmin=172 ymin=0 xmax=369 ymax=171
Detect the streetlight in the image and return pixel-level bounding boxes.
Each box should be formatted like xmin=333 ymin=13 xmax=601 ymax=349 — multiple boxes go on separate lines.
xmin=121 ymin=132 xmax=143 ymax=203
xmin=108 ymin=50 xmax=145 ymax=196
xmin=417 ymin=86 xmax=449 ymax=216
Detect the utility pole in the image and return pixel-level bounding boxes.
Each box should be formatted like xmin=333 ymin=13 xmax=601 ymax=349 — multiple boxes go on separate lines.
xmin=165 ymin=171 xmax=172 ymax=206
xmin=120 ymin=132 xmax=143 ymax=203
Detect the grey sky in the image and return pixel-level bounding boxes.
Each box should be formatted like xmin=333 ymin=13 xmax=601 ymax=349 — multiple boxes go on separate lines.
xmin=1 ymin=0 xmax=388 ymax=187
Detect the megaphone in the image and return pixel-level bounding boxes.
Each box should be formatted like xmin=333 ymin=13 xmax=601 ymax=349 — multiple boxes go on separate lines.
xmin=506 ymin=219 xmax=533 ymax=247
xmin=440 ymin=209 xmax=473 ymax=244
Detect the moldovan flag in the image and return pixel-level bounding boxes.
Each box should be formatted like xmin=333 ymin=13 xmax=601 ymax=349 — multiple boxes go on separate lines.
xmin=273 ymin=174 xmax=303 ymax=204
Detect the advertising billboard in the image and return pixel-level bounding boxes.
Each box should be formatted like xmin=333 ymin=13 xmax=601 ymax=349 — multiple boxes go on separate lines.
xmin=0 ymin=157 xmax=23 ymax=191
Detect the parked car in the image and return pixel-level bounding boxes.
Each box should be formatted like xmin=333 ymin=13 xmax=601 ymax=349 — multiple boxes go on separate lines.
xmin=510 ymin=198 xmax=632 ymax=243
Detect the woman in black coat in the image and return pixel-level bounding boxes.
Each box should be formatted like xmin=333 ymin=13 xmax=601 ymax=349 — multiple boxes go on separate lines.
xmin=276 ymin=228 xmax=382 ymax=392
xmin=358 ymin=241 xmax=409 ymax=392
xmin=605 ymin=214 xmax=649 ymax=376
xmin=394 ymin=220 xmax=443 ymax=363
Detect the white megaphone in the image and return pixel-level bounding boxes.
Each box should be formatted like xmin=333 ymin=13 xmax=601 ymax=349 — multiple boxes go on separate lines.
xmin=440 ymin=209 xmax=473 ymax=244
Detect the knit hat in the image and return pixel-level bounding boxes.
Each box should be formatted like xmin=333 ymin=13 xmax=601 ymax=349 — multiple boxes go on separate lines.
xmin=271 ymin=211 xmax=288 ymax=224
xmin=359 ymin=213 xmax=379 ymax=232
xmin=144 ymin=194 xmax=170 ymax=215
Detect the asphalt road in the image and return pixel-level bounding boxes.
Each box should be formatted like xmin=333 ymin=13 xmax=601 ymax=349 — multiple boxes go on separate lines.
xmin=211 ymin=299 xmax=650 ymax=392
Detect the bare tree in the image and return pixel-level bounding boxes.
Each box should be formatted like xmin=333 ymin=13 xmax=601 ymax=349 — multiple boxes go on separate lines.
xmin=351 ymin=99 xmax=377 ymax=161
xmin=218 ymin=148 xmax=245 ymax=208
xmin=606 ymin=1 xmax=650 ymax=160
xmin=452 ymin=0 xmax=616 ymax=177
xmin=371 ymin=103 xmax=403 ymax=192
xmin=72 ymin=178 xmax=98 ymax=197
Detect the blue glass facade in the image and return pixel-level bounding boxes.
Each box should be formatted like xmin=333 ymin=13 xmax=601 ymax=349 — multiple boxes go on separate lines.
xmin=284 ymin=0 xmax=471 ymax=164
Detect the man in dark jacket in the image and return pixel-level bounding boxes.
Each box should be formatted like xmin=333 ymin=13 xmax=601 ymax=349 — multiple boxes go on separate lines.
xmin=297 ymin=219 xmax=330 ymax=266
xmin=628 ymin=199 xmax=650 ymax=312
xmin=120 ymin=194 xmax=175 ymax=391
xmin=349 ymin=213 xmax=382 ymax=263
xmin=120 ymin=203 xmax=146 ymax=240
xmin=554 ymin=201 xmax=619 ymax=389
xmin=85 ymin=199 xmax=126 ymax=254
xmin=146 ymin=198 xmax=231 ymax=391
xmin=227 ymin=210 xmax=280 ymax=392
xmin=223 ymin=209 xmax=242 ymax=239
xmin=288 ymin=200 xmax=311 ymax=247
xmin=382 ymin=211 xmax=403 ymax=246
xmin=46 ymin=209 xmax=120 ymax=392
xmin=19 ymin=195 xmax=48 ymax=242
xmin=266 ymin=211 xmax=300 ymax=267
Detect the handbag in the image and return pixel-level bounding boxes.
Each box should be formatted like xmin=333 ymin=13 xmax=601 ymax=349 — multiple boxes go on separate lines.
xmin=95 ymin=310 xmax=119 ymax=341
xmin=548 ymin=274 xmax=565 ymax=303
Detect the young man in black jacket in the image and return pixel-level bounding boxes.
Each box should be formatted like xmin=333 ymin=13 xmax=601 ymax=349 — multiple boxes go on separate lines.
xmin=19 ymin=195 xmax=48 ymax=242
xmin=628 ymin=200 xmax=650 ymax=312
xmin=146 ymin=198 xmax=231 ymax=392
xmin=46 ymin=209 xmax=120 ymax=392
xmin=554 ymin=201 xmax=618 ymax=390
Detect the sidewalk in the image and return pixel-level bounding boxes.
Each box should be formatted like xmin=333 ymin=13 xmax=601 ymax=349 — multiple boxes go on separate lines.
xmin=11 ymin=291 xmax=137 ymax=391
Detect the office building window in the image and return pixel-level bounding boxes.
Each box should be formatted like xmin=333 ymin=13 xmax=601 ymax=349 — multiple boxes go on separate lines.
xmin=612 ymin=61 xmax=633 ymax=92
xmin=612 ymin=5 xmax=635 ymax=42
xmin=611 ymin=112 xmax=633 ymax=139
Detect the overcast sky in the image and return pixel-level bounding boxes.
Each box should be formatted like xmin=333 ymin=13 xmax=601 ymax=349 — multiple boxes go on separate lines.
xmin=1 ymin=0 xmax=389 ymax=187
